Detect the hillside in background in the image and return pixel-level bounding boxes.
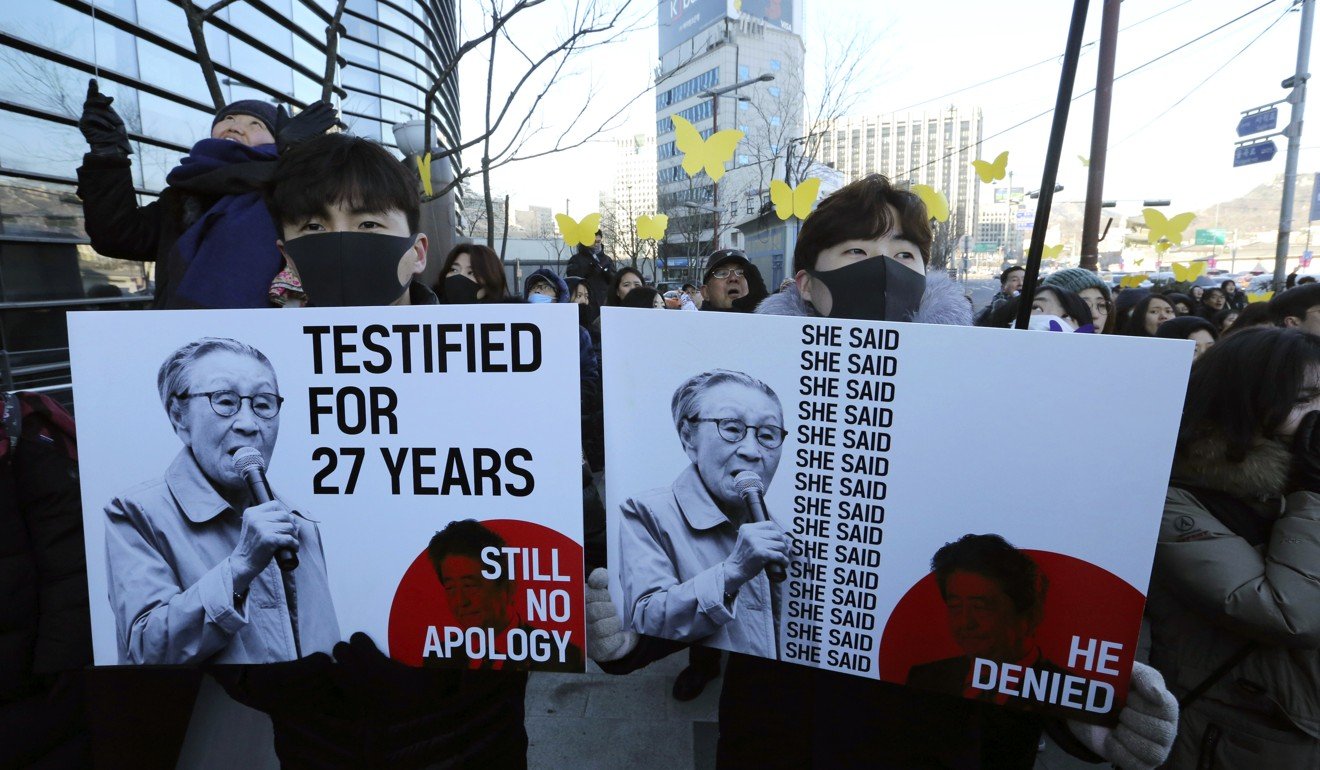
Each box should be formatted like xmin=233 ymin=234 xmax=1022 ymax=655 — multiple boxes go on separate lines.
xmin=1196 ymin=173 xmax=1315 ymax=235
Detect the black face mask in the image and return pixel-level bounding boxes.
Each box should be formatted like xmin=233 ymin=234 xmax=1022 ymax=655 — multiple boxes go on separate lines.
xmin=806 ymin=256 xmax=926 ymax=322
xmin=282 ymin=232 xmax=415 ymax=307
xmin=443 ymin=274 xmax=482 ymax=304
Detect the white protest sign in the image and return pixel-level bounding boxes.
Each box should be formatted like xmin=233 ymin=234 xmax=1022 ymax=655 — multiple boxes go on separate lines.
xmin=70 ymin=305 xmax=584 ymax=671
xmin=603 ymin=307 xmax=1190 ymax=721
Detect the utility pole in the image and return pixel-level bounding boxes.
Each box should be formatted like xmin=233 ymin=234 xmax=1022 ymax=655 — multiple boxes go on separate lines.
xmin=1080 ymin=0 xmax=1121 ymax=272
xmin=1275 ymin=0 xmax=1315 ymax=292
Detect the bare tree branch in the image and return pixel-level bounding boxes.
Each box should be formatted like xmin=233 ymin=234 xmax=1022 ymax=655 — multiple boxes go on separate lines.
xmin=181 ymin=1 xmax=231 ymax=110
xmin=423 ymin=0 xmax=548 ymax=157
xmin=201 ymin=0 xmax=247 ymax=18
xmin=320 ymin=0 xmax=349 ymax=103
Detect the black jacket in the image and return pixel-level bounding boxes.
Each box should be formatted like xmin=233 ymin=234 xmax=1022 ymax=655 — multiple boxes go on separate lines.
xmin=565 ymin=246 xmax=615 ymax=307
xmin=76 ymin=151 xmax=275 ymax=309
xmin=76 ymin=153 xmax=189 ymax=308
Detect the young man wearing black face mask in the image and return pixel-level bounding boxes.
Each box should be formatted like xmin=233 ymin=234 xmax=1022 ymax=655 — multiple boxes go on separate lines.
xmin=216 ymin=132 xmax=529 ymax=768
xmin=266 ymin=133 xmax=432 ymax=308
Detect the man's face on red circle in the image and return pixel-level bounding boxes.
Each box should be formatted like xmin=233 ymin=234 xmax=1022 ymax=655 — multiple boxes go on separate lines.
xmin=439 ymin=554 xmax=514 ymax=631
xmin=944 ymin=570 xmax=1031 ymax=662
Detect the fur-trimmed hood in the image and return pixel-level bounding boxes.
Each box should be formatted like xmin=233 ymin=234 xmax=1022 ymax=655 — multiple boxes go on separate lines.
xmin=755 ymin=271 xmax=973 ymax=326
xmin=1171 ymin=429 xmax=1292 ymax=499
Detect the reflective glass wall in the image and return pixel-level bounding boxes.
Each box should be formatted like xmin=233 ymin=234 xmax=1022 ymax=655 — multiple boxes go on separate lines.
xmin=0 ymin=0 xmax=459 ymax=394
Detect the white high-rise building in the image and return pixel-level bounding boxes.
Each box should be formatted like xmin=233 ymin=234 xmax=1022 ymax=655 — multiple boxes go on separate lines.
xmin=814 ymin=108 xmax=985 ymax=245
xmin=600 ymin=134 xmax=660 ymax=268
xmin=603 ymin=135 xmax=658 ymax=223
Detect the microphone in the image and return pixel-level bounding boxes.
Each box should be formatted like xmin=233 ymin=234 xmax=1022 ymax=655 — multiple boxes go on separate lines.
xmin=733 ymin=471 xmax=786 ymax=583
xmin=233 ymin=447 xmax=298 ymax=572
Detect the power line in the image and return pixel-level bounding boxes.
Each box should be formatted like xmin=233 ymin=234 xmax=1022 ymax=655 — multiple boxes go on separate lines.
xmin=886 ymin=0 xmax=1204 ymax=114
xmin=901 ymin=0 xmax=1283 ymax=178
xmin=1114 ymin=6 xmax=1292 ymax=146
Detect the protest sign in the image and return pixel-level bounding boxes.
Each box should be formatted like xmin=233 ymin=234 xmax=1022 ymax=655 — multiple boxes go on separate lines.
xmin=603 ymin=308 xmax=1190 ymax=721
xmin=69 ymin=305 xmax=585 ymax=671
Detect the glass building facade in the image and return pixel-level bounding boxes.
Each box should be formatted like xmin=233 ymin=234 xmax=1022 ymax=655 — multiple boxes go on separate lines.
xmin=0 ymin=0 xmax=459 ymax=399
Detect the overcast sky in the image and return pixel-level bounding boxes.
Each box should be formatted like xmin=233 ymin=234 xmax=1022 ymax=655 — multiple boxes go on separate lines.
xmin=455 ymin=0 xmax=1311 ymax=219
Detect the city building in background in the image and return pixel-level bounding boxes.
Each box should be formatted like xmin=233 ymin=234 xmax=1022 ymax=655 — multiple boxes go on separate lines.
xmin=814 ymin=107 xmax=984 ymax=253
xmin=0 ymin=0 xmax=459 ymax=400
xmin=655 ymin=0 xmax=804 ymax=283
xmin=600 ymin=133 xmax=659 ymax=277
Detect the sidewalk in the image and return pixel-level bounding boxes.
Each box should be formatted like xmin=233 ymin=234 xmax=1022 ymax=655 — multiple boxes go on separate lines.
xmin=526 ymin=652 xmax=720 ymax=769
xmin=525 ymin=652 xmax=1092 ymax=770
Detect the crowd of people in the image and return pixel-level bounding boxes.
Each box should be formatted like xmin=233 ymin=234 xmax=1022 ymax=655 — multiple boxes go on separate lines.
xmin=5 ymin=84 xmax=1320 ymax=769
xmin=970 ymin=261 xmax=1320 ymax=368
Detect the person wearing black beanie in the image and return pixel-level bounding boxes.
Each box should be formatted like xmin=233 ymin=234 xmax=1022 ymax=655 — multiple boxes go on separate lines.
xmin=76 ymin=80 xmax=338 ymax=309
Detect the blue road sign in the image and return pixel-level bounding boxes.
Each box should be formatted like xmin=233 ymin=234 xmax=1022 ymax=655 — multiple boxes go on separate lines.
xmin=1234 ymin=140 xmax=1278 ymax=167
xmin=1236 ymin=108 xmax=1279 ymax=137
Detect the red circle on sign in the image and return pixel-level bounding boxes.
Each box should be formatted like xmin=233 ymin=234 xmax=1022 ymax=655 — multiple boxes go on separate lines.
xmin=387 ymin=519 xmax=584 ymax=666
xmin=879 ymin=549 xmax=1145 ymax=704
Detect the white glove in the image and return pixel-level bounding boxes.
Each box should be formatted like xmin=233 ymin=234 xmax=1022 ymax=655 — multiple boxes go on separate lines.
xmin=1068 ymin=661 xmax=1179 ymax=770
xmin=586 ymin=567 xmax=638 ymax=663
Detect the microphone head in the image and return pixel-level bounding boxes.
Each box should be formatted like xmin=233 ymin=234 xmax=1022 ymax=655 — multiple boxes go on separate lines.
xmin=733 ymin=471 xmax=765 ymax=497
xmin=232 ymin=447 xmax=267 ymax=476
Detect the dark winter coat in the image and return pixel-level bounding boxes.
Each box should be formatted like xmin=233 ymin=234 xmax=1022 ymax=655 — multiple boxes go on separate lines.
xmin=1149 ymin=429 xmax=1320 ymax=768
xmin=0 ymin=393 xmax=90 ymax=767
xmin=565 ymin=245 xmax=616 ymax=307
xmin=76 ymin=145 xmax=278 ymax=309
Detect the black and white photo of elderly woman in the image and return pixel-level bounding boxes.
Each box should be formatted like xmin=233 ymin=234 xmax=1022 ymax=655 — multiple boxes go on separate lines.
xmin=104 ymin=337 xmax=338 ymax=664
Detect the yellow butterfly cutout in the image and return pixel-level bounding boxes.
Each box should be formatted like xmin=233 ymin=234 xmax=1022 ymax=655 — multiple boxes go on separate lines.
xmin=1132 ymin=258 xmax=1146 ymax=267
xmin=671 ymin=114 xmax=743 ymax=183
xmin=416 ymin=153 xmax=433 ymax=197
xmin=1078 ymin=155 xmax=1089 ymax=167
xmin=1247 ymin=291 xmax=1274 ymax=303
xmin=555 ymin=212 xmax=602 ymax=247
xmin=1155 ymin=242 xmax=1171 ymax=255
xmin=1172 ymin=262 xmax=1206 ymax=282
xmin=971 ymin=151 xmax=1009 ymax=184
xmin=635 ymin=214 xmax=669 ymax=240
xmin=910 ymin=184 xmax=949 ymax=222
xmin=769 ymin=178 xmax=822 ymax=221
xmin=1120 ymin=275 xmax=1146 ymax=288
xmin=1042 ymin=244 xmax=1063 ymax=260
xmin=1144 ymin=208 xmax=1195 ymax=247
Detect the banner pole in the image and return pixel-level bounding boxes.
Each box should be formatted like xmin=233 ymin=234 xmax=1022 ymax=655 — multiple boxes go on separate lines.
xmin=1014 ymin=0 xmax=1092 ymax=330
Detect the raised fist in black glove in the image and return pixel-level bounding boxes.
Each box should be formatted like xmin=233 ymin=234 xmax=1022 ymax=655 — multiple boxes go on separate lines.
xmin=1291 ymin=410 xmax=1320 ymax=493
xmin=275 ymin=100 xmax=340 ymax=153
xmin=79 ymin=79 xmax=132 ymax=157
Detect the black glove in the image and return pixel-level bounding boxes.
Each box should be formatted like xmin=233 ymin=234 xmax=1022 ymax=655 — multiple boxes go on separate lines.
xmin=79 ymin=79 xmax=132 ymax=157
xmin=332 ymin=631 xmax=458 ymax=715
xmin=275 ymin=100 xmax=340 ymax=153
xmin=1292 ymin=410 xmax=1320 ymax=493
xmin=214 ymin=653 xmax=341 ymax=714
